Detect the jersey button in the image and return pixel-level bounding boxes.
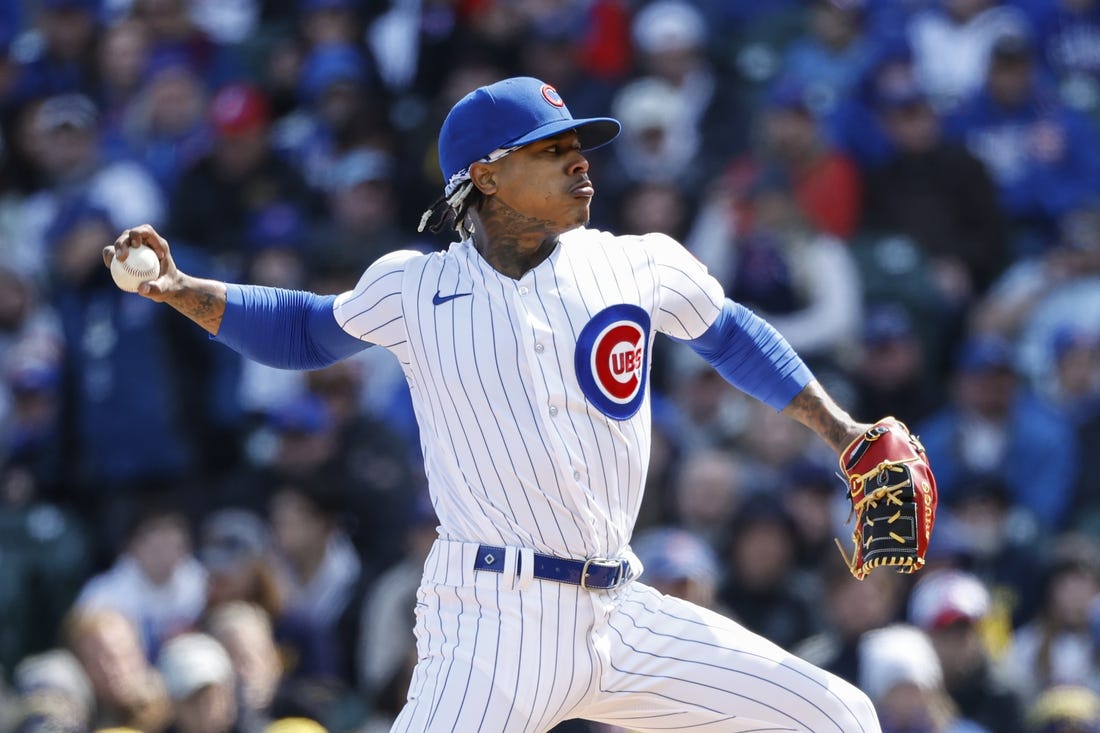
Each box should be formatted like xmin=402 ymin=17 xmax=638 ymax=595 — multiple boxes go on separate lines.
xmin=548 ymin=406 xmax=558 ymax=417
xmin=518 ymin=286 xmax=529 ymax=295
xmin=573 ymin=470 xmax=581 ymax=480
xmin=534 ymin=343 xmax=544 ymax=353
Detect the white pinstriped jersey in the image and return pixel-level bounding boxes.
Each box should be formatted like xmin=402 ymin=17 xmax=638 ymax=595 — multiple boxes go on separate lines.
xmin=332 ymin=227 xmax=724 ymax=559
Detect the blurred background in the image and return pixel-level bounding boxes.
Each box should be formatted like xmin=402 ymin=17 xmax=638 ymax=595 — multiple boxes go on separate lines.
xmin=0 ymin=0 xmax=1098 ymax=731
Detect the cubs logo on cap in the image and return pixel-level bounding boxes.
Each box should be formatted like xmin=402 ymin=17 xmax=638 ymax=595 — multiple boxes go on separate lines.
xmin=541 ymin=84 xmax=565 ymax=108
xmin=575 ymin=305 xmax=650 ymax=420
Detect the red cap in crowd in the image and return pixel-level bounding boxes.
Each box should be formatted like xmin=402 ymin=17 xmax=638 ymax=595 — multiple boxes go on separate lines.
xmin=210 ymin=83 xmax=270 ymax=137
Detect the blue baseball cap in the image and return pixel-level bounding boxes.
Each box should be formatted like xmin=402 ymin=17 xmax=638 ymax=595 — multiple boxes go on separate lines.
xmin=437 ymin=76 xmax=620 ymax=185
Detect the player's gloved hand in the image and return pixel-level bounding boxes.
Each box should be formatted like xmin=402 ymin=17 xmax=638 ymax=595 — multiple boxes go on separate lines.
xmin=836 ymin=416 xmax=937 ymax=580
xmin=102 ymin=224 xmax=180 ymax=302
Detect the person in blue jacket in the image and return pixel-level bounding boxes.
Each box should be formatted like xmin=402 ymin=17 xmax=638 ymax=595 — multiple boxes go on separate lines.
xmin=945 ymin=28 xmax=1100 ymax=251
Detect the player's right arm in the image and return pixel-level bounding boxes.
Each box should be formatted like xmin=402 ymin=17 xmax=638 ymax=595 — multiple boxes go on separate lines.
xmin=102 ymin=224 xmax=373 ymax=370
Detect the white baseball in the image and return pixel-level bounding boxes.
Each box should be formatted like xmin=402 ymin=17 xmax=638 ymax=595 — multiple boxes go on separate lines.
xmin=111 ymin=244 xmax=161 ymax=293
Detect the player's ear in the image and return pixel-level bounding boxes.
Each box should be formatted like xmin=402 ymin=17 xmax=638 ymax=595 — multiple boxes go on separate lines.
xmin=469 ymin=162 xmax=498 ymax=196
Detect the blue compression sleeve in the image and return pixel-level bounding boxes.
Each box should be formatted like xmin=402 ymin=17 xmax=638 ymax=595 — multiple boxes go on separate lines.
xmin=680 ymin=299 xmax=814 ymax=411
xmin=213 ymin=284 xmax=370 ymax=369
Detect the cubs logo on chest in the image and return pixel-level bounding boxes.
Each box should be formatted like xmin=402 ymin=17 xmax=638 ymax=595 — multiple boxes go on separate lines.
xmin=574 ymin=304 xmax=650 ymax=420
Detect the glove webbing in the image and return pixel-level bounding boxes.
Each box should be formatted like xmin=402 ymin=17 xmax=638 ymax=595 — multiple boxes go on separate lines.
xmin=835 ymin=457 xmax=923 ymax=580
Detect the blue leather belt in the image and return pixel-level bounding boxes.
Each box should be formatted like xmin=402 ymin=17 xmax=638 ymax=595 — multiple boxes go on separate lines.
xmin=473 ymin=544 xmax=631 ymax=590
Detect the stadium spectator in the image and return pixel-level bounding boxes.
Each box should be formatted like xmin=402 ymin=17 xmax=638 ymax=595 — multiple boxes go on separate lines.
xmin=0 ymin=463 xmax=89 ymax=672
xmin=48 ymin=197 xmax=236 ymax=548
xmin=917 ymin=334 xmax=1079 ymax=529
xmin=156 ymin=632 xmax=240 ymax=733
xmin=718 ymin=492 xmax=820 ymax=649
xmin=10 ymin=0 xmax=101 ymax=105
xmin=298 ymin=0 xmax=361 ymax=49
xmin=974 ymin=202 xmax=1100 ymax=395
xmin=757 ymin=76 xmax=863 ymax=240
xmin=1020 ymin=0 xmax=1100 ymax=124
xmin=269 ymin=478 xmax=363 ymax=683
xmin=1003 ymin=534 xmax=1100 ymax=704
xmin=305 ymin=145 xmax=410 ymax=278
xmin=118 ymin=56 xmax=211 ymax=197
xmin=205 ymin=603 xmax=285 ymax=731
xmin=304 ymin=361 xmax=419 ymax=575
xmin=129 ymin=0 xmax=241 ymax=89
xmin=862 ymin=76 xmax=1009 ymax=297
xmin=270 ymin=43 xmax=382 ymax=192
xmin=781 ymin=0 xmax=873 ymax=116
xmin=630 ymin=0 xmax=749 ymax=175
xmin=595 ymin=76 xmax=708 ymax=223
xmin=167 ymin=83 xmax=318 ymax=276
xmin=8 ymin=648 xmax=95 ymax=733
xmin=17 ymin=92 xmax=165 ymax=281
xmin=907 ymin=0 xmax=1027 ymax=112
xmin=859 ymin=624 xmax=991 ymax=733
xmin=908 ymin=569 xmax=1025 ymax=733
xmin=668 ymin=447 xmax=745 ymax=552
xmin=946 ymin=28 xmax=1100 ymax=250
xmin=851 ymin=305 xmax=944 ymax=427
xmin=198 ymin=508 xmax=283 ymax=621
xmin=74 ymin=504 xmax=206 ymax=658
xmin=632 ymin=525 xmax=722 ymax=611
xmin=1024 ymin=685 xmax=1100 ymax=733
xmin=65 ymin=607 xmax=173 ymax=732
xmin=96 ymin=19 xmax=150 ymax=147
xmin=794 ymin=556 xmax=906 ymax=685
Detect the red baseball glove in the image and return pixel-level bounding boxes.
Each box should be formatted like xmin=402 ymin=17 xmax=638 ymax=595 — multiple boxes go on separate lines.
xmin=836 ymin=417 xmax=938 ymax=580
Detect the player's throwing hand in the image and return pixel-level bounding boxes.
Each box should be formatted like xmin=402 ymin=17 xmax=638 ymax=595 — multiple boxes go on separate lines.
xmin=102 ymin=224 xmax=178 ymax=301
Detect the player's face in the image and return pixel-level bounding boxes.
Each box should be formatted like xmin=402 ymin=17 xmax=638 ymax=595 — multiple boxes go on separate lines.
xmin=487 ymin=130 xmax=595 ymax=232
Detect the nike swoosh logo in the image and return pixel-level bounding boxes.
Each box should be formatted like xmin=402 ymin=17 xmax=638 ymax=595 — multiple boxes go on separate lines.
xmin=432 ymin=291 xmax=472 ymax=305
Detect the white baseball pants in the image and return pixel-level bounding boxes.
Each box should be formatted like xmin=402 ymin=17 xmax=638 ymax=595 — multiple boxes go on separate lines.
xmin=391 ymin=539 xmax=880 ymax=733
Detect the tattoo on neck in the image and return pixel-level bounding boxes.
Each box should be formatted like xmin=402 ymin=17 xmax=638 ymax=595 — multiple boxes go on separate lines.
xmin=475 ymin=198 xmax=559 ymax=279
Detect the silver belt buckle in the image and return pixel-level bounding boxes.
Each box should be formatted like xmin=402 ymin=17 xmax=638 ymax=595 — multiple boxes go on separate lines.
xmin=580 ymin=557 xmax=623 ymax=590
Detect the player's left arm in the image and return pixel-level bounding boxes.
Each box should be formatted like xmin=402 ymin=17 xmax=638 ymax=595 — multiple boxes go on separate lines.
xmin=678 ymin=299 xmax=867 ymax=452
xmin=646 ymin=231 xmax=866 ymax=452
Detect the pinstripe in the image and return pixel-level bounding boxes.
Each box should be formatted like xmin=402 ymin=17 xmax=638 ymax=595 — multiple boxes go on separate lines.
xmin=471 ymin=250 xmax=576 ymax=548
xmin=531 ymin=586 xmax=554 ymax=732
xmin=602 ymin=614 xmax=818 ymax=732
xmin=417 ymin=260 xmax=512 ymax=545
xmin=452 ymin=576 xmax=488 ymax=733
xmin=465 ymin=279 xmax=549 ymax=538
xmin=564 ymin=251 xmax=620 ymax=541
xmin=334 ymin=267 xmax=402 ymax=315
xmin=398 ymin=545 xmax=443 ymax=732
xmin=444 ymin=284 xmax=527 ymax=532
xmin=617 ymin=598 xmax=861 ymax=731
xmin=501 ymin=583 xmax=524 ymax=733
xmin=537 ymin=263 xmax=614 ymax=544
xmin=545 ymin=254 xmax=619 ymax=553
xmin=329 ymin=231 xmax=877 ymax=733
xmin=543 ymin=582 xmax=581 ymax=730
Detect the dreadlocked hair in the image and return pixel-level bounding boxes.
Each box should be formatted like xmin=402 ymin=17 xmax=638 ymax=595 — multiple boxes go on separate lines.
xmin=418 ymin=183 xmax=483 ymax=240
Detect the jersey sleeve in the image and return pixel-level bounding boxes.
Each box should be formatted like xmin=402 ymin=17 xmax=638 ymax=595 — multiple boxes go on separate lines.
xmin=332 ymin=249 xmax=419 ymax=349
xmin=645 ymin=232 xmax=726 ymax=339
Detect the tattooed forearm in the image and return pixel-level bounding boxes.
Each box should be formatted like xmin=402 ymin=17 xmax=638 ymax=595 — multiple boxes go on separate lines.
xmin=164 ymin=276 xmax=228 ymax=335
xmin=782 ymin=380 xmax=868 ymax=455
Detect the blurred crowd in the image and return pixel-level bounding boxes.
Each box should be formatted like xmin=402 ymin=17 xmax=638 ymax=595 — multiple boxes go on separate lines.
xmin=0 ymin=0 xmax=1099 ymax=731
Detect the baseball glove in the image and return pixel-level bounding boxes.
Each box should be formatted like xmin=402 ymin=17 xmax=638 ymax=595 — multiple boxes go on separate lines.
xmin=835 ymin=417 xmax=937 ymax=580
